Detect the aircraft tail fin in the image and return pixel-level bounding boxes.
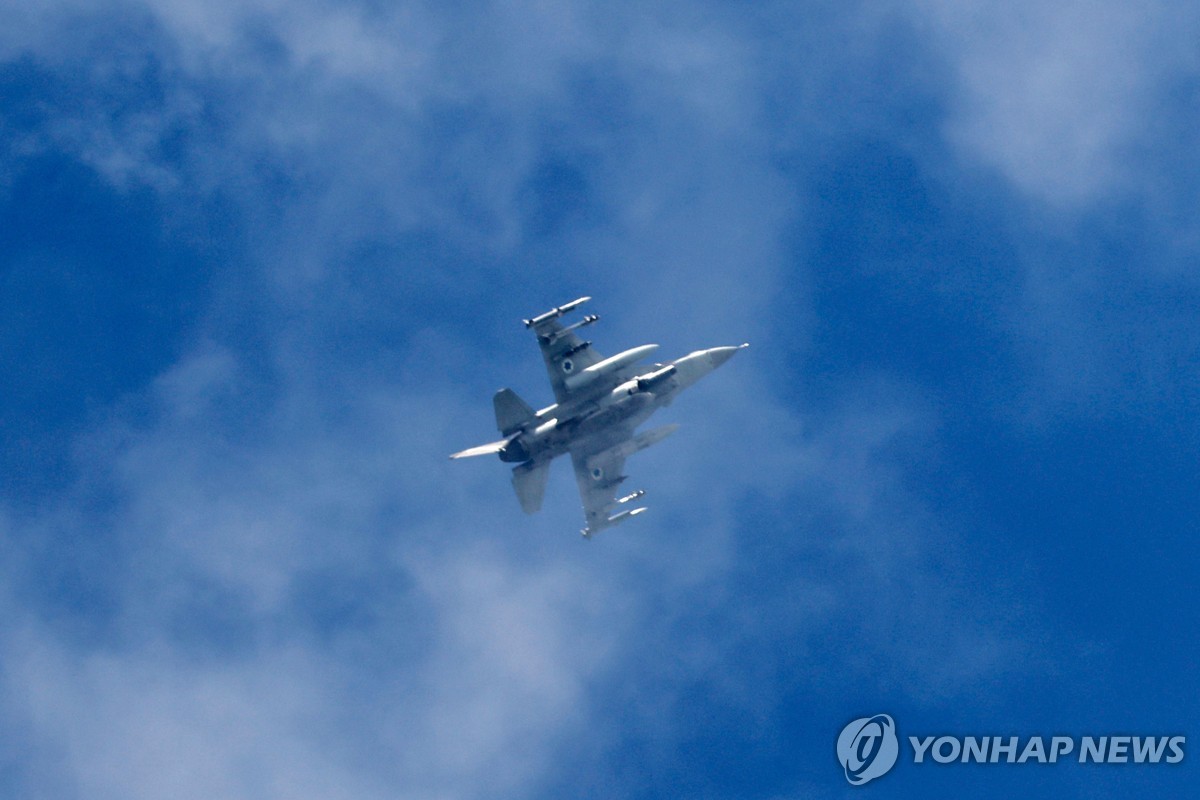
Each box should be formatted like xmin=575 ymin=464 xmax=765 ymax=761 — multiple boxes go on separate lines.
xmin=494 ymin=388 xmax=536 ymax=436
xmin=511 ymin=461 xmax=550 ymax=514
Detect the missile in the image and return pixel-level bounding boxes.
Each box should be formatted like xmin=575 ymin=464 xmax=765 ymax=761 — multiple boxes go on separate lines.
xmin=565 ymin=344 xmax=659 ymax=391
xmin=581 ymin=505 xmax=648 ymax=538
xmin=616 ymin=489 xmax=645 ymax=504
xmin=524 ymin=297 xmax=591 ymax=328
xmin=540 ymin=314 xmax=599 ymax=344
xmin=608 ymin=506 xmax=647 ymax=524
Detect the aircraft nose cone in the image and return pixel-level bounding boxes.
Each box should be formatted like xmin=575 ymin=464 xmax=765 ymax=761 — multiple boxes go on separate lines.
xmin=708 ymin=343 xmax=748 ymax=368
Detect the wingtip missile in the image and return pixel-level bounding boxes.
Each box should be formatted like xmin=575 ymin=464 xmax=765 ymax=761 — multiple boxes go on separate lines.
xmin=580 ymin=505 xmax=648 ymax=538
xmin=609 ymin=506 xmax=648 ymax=524
xmin=523 ymin=296 xmax=591 ymax=328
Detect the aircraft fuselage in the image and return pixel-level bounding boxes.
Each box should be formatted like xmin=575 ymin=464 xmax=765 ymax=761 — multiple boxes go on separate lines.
xmin=450 ymin=296 xmax=747 ymax=536
xmin=498 ymin=345 xmax=743 ymax=465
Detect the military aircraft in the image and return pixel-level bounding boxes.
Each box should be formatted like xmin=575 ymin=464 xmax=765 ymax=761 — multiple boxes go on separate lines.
xmin=450 ymin=297 xmax=747 ymax=537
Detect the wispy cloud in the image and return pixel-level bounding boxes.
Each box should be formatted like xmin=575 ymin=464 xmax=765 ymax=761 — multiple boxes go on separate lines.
xmin=914 ymin=0 xmax=1200 ymax=207
xmin=6 ymin=1 xmax=1191 ymax=797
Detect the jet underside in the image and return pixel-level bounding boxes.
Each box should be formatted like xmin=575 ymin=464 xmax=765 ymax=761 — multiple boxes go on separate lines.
xmin=451 ymin=296 xmax=746 ymax=537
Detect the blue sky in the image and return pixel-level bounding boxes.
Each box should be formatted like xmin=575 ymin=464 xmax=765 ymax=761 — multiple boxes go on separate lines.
xmin=1 ymin=1 xmax=1197 ymax=797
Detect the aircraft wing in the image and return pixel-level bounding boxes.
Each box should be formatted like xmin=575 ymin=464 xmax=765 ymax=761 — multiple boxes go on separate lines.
xmin=569 ymin=430 xmax=647 ymax=537
xmin=525 ymin=297 xmax=604 ymax=403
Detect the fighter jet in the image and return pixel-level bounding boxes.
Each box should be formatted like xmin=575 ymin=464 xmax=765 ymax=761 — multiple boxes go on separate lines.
xmin=450 ymin=297 xmax=747 ymax=537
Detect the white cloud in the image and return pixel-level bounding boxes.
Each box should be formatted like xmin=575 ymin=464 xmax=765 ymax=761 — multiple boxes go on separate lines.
xmin=11 ymin=639 xmax=371 ymax=800
xmin=1 ymin=357 xmax=633 ymax=798
xmin=0 ymin=2 xmax=1050 ymax=796
xmin=914 ymin=0 xmax=1199 ymax=206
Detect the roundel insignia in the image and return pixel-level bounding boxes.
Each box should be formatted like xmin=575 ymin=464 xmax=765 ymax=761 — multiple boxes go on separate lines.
xmin=590 ymin=467 xmax=603 ymax=480
xmin=561 ymin=359 xmax=574 ymax=373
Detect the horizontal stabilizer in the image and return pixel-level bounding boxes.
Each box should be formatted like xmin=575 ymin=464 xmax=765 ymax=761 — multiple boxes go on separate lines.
xmin=449 ymin=439 xmax=509 ymax=459
xmin=512 ymin=460 xmax=551 ymax=514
